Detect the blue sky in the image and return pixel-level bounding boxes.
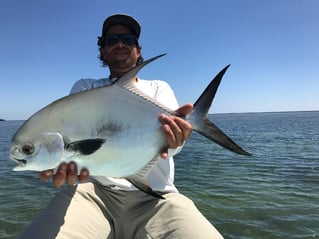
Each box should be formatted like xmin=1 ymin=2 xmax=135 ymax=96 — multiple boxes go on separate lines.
xmin=1 ymin=0 xmax=318 ymax=120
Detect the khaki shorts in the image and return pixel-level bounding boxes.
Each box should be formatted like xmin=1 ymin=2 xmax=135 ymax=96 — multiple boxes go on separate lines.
xmin=18 ymin=182 xmax=223 ymax=239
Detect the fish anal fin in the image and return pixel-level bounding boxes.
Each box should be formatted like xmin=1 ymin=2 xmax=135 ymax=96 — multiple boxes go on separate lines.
xmin=66 ymin=138 xmax=105 ymax=155
xmin=126 ymin=176 xmax=165 ymax=200
xmin=126 ymin=154 xmax=164 ymax=199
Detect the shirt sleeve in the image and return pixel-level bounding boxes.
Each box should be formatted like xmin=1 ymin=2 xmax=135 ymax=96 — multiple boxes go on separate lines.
xmin=153 ymin=81 xmax=179 ymax=110
xmin=69 ymin=79 xmax=96 ymax=95
xmin=152 ymin=80 xmax=185 ymax=157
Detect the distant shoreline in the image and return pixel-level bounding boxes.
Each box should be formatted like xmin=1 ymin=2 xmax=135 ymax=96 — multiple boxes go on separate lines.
xmin=208 ymin=110 xmax=319 ymax=116
xmin=2 ymin=110 xmax=318 ymax=121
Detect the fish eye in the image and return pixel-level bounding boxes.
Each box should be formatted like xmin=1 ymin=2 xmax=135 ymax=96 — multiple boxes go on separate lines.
xmin=22 ymin=144 xmax=34 ymax=155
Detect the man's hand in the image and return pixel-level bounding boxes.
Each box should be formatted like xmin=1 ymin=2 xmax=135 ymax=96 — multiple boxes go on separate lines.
xmin=159 ymin=103 xmax=193 ymax=159
xmin=39 ymin=161 xmax=89 ymax=188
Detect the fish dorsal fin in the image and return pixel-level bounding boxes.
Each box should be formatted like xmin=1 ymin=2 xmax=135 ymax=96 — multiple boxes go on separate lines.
xmin=115 ymin=54 xmax=175 ymax=115
xmin=115 ymin=54 xmax=166 ymax=88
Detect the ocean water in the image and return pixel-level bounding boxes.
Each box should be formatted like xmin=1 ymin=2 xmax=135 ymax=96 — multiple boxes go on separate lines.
xmin=0 ymin=111 xmax=318 ymax=239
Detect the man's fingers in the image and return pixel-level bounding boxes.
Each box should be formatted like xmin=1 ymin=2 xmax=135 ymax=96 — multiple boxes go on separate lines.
xmin=173 ymin=116 xmax=192 ymax=140
xmin=160 ymin=116 xmax=180 ymax=148
xmin=39 ymin=170 xmax=54 ymax=182
xmin=40 ymin=162 xmax=89 ymax=188
xmin=52 ymin=163 xmax=67 ymax=188
xmin=79 ymin=168 xmax=90 ymax=183
xmin=66 ymin=161 xmax=78 ymax=185
xmin=160 ymin=148 xmax=169 ymax=159
xmin=160 ymin=114 xmax=192 ymax=148
xmin=175 ymin=103 xmax=193 ymax=116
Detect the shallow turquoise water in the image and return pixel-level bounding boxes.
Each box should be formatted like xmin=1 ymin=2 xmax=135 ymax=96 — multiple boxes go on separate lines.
xmin=1 ymin=111 xmax=318 ymax=238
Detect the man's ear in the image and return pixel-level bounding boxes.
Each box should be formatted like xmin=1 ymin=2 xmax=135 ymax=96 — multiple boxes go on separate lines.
xmin=137 ymin=46 xmax=142 ymax=56
xmin=99 ymin=48 xmax=108 ymax=64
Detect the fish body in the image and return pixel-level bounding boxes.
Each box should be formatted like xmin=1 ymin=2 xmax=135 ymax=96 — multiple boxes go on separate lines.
xmin=10 ymin=54 xmax=250 ymax=198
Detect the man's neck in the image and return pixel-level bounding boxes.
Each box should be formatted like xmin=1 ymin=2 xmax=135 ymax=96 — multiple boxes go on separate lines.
xmin=109 ymin=68 xmax=138 ymax=81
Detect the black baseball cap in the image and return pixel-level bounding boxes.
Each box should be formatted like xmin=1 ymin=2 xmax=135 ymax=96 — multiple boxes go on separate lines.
xmin=101 ymin=14 xmax=141 ymax=39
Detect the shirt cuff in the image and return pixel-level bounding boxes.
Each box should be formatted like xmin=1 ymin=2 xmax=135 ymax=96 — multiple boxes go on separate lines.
xmin=166 ymin=142 xmax=185 ymax=158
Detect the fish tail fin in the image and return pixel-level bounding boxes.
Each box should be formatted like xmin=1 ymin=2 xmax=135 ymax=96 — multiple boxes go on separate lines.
xmin=188 ymin=65 xmax=252 ymax=156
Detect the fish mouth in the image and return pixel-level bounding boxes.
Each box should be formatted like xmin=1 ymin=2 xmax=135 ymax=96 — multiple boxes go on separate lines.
xmin=12 ymin=158 xmax=27 ymax=167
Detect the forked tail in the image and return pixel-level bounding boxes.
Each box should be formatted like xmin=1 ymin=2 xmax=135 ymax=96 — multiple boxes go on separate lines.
xmin=187 ymin=65 xmax=251 ymax=156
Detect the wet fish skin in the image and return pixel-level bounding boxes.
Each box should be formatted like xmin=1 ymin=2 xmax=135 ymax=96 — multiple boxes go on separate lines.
xmin=9 ymin=54 xmax=251 ymax=198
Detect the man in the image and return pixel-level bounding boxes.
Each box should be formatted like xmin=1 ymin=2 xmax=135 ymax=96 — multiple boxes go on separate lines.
xmin=18 ymin=14 xmax=224 ymax=238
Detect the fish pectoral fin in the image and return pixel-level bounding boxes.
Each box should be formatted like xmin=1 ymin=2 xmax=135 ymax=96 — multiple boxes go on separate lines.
xmin=126 ymin=176 xmax=165 ymax=200
xmin=65 ymin=138 xmax=105 ymax=155
xmin=40 ymin=132 xmax=64 ymax=154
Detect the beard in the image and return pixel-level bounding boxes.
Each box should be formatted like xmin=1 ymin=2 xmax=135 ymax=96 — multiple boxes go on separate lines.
xmin=105 ymin=46 xmax=138 ymax=72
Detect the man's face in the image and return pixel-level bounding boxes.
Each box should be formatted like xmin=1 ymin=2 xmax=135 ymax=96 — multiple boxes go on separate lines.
xmin=100 ymin=24 xmax=141 ymax=74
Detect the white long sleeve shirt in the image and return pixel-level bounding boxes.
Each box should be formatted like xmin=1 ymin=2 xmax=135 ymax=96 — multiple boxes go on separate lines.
xmin=70 ymin=77 xmax=182 ymax=193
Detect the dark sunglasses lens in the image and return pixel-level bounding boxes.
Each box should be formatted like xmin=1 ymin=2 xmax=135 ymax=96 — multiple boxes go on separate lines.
xmin=103 ymin=34 xmax=137 ymax=46
xmin=122 ymin=35 xmax=137 ymax=45
xmin=104 ymin=35 xmax=120 ymax=46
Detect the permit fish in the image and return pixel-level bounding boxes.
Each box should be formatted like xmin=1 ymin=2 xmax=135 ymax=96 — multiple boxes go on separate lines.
xmin=10 ymin=54 xmax=251 ymax=199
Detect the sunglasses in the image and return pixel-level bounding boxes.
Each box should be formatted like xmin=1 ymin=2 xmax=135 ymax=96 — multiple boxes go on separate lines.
xmin=101 ymin=34 xmax=138 ymax=47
